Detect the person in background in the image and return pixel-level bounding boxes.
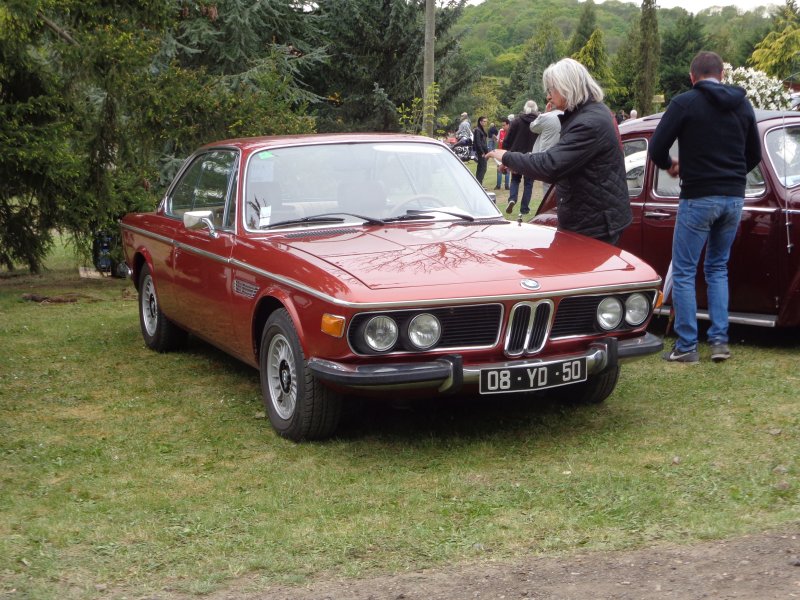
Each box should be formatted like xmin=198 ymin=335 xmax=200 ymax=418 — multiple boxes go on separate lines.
xmin=629 ymin=109 xmax=638 ymax=119
xmin=473 ymin=116 xmax=489 ymax=187
xmin=486 ymin=58 xmax=631 ymax=244
xmin=503 ymin=100 xmax=539 ymax=215
xmin=487 ymin=121 xmax=498 ymax=151
xmin=529 ymin=102 xmax=563 ymax=197
xmin=648 ymin=51 xmax=760 ymax=364
xmin=494 ymin=117 xmax=511 ymax=190
xmin=456 ymin=112 xmax=472 ymax=141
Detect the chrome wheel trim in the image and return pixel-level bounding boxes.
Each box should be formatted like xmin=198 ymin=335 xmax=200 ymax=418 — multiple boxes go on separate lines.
xmin=141 ymin=275 xmax=158 ymax=337
xmin=266 ymin=333 xmax=297 ymax=421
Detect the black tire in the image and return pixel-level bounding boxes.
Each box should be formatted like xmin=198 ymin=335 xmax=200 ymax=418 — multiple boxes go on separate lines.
xmin=259 ymin=309 xmax=342 ymax=442
xmin=137 ymin=264 xmax=187 ymax=352
xmin=552 ymin=365 xmax=620 ymax=405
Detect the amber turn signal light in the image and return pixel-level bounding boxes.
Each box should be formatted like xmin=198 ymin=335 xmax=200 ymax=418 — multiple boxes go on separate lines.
xmin=321 ymin=313 xmax=346 ymax=338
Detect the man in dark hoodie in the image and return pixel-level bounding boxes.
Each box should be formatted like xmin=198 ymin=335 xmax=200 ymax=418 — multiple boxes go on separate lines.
xmin=649 ymin=51 xmax=761 ymax=364
xmin=503 ymin=100 xmax=539 ymax=215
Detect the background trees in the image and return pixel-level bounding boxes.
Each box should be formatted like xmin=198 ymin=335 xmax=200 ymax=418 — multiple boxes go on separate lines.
xmin=2 ymin=0 xmax=797 ymax=273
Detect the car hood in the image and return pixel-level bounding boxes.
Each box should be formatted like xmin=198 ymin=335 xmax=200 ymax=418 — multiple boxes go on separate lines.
xmin=276 ymin=222 xmax=652 ymax=293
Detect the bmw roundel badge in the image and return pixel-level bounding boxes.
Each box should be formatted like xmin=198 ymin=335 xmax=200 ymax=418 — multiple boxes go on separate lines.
xmin=520 ymin=279 xmax=540 ymax=291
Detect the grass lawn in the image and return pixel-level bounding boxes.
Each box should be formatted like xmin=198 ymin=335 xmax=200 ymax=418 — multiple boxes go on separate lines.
xmin=0 ymin=235 xmax=798 ymax=599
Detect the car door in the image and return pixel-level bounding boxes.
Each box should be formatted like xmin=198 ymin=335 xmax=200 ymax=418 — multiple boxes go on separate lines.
xmin=167 ymin=149 xmax=240 ymax=351
xmin=639 ymin=139 xmax=780 ymax=320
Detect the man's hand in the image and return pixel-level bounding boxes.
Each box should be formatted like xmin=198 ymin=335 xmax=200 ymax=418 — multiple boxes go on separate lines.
xmin=667 ymin=157 xmax=680 ymax=178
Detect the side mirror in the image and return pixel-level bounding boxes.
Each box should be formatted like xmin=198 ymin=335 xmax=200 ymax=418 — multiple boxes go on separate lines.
xmin=486 ymin=191 xmax=497 ymax=205
xmin=183 ymin=210 xmax=219 ymax=239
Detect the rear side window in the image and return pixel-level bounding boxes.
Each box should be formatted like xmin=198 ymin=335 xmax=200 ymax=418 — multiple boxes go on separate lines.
xmin=654 ymin=139 xmax=765 ymax=199
xmin=623 ymin=138 xmax=647 ymax=197
xmin=167 ymin=150 xmax=237 ymax=227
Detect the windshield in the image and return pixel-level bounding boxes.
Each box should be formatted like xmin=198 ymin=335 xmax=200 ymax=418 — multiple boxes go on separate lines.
xmin=243 ymin=141 xmax=501 ymax=230
xmin=765 ymin=125 xmax=800 ymax=188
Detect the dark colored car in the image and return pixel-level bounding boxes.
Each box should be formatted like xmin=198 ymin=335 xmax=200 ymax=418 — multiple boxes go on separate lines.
xmin=121 ymin=134 xmax=663 ymax=441
xmin=533 ymin=110 xmax=800 ymax=328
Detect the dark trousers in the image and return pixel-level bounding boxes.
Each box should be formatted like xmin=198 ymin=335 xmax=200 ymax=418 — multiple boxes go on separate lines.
xmin=475 ymin=155 xmax=487 ymax=186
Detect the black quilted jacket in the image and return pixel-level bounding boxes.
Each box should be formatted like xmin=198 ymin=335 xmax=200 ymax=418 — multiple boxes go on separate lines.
xmin=502 ymin=100 xmax=631 ymax=240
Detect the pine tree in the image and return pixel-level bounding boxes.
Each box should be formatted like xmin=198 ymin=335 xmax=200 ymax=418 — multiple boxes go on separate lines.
xmin=660 ymin=13 xmax=706 ymax=102
xmin=607 ymin=15 xmax=641 ymax=112
xmin=572 ymin=29 xmax=613 ymax=89
xmin=634 ymin=0 xmax=660 ymax=116
xmin=568 ymin=0 xmax=597 ymax=56
xmin=749 ymin=0 xmax=800 ymax=79
xmin=506 ymin=21 xmax=564 ymax=110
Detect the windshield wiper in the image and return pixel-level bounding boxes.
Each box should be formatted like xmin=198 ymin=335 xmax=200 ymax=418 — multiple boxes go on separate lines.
xmin=382 ymin=213 xmax=437 ymax=222
xmin=264 ymin=212 xmax=385 ymax=229
xmin=406 ymin=209 xmax=475 ymax=222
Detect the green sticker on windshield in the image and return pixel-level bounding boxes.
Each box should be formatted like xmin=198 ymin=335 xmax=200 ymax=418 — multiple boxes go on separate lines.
xmin=257 ymin=151 xmax=274 ymax=159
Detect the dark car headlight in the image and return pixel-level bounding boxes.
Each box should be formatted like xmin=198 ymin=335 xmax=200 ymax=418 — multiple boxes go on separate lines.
xmin=363 ymin=315 xmax=398 ymax=352
xmin=406 ymin=313 xmax=441 ymax=350
xmin=625 ymin=293 xmax=650 ymax=326
xmin=597 ymin=297 xmax=623 ymax=330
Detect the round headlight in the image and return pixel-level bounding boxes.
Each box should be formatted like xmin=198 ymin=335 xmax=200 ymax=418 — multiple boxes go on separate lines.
xmin=364 ymin=315 xmax=398 ymax=352
xmin=407 ymin=313 xmax=441 ymax=349
xmin=625 ymin=293 xmax=650 ymax=326
xmin=597 ymin=297 xmax=623 ymax=330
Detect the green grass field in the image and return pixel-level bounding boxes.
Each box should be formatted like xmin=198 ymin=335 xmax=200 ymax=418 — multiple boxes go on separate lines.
xmin=0 ymin=236 xmax=798 ymax=599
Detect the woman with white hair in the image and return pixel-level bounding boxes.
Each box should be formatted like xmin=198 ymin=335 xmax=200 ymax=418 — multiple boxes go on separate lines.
xmin=487 ymin=58 xmax=631 ymax=245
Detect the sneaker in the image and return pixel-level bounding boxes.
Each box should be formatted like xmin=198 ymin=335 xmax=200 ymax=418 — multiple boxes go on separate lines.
xmin=493 ymin=185 xmax=501 ymax=190
xmin=505 ymin=200 xmax=516 ymax=214
xmin=504 ymin=185 xmax=510 ymax=190
xmin=662 ymin=348 xmax=699 ymax=363
xmin=710 ymin=343 xmax=731 ymax=362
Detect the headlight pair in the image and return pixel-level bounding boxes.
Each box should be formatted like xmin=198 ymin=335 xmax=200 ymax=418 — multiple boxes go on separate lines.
xmin=363 ymin=313 xmax=441 ymax=353
xmin=596 ymin=293 xmax=650 ymax=330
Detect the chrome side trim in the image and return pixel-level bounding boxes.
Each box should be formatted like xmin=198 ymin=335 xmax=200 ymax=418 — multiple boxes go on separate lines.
xmin=123 ymin=222 xmax=663 ymax=310
xmin=654 ymin=306 xmax=777 ymax=327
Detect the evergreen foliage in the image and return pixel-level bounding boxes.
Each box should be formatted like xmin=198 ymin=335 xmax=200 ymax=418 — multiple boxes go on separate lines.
xmin=660 ymin=12 xmax=706 ymax=102
xmin=308 ymin=0 xmax=470 ymax=133
xmin=749 ymin=0 xmax=800 ymax=79
xmin=568 ymin=0 xmax=598 ymax=56
xmin=505 ymin=21 xmax=565 ymax=110
xmin=572 ymin=28 xmax=613 ymax=88
xmin=635 ymin=0 xmax=660 ymax=116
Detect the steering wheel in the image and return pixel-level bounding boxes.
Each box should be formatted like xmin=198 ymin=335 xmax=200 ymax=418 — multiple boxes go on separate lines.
xmin=392 ymin=195 xmax=448 ymax=214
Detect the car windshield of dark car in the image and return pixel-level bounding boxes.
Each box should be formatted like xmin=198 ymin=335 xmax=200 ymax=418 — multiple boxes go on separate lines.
xmin=243 ymin=141 xmax=500 ymax=230
xmin=766 ymin=126 xmax=800 ymax=188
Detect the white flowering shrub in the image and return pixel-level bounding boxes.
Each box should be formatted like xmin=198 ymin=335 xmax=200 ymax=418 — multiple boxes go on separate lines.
xmin=723 ymin=63 xmax=791 ymax=110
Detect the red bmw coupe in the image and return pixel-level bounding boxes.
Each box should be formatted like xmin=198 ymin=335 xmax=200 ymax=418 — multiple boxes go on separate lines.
xmin=121 ymin=134 xmax=663 ymax=441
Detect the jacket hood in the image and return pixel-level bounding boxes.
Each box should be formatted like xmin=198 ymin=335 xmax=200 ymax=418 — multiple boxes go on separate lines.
xmin=694 ymin=79 xmax=747 ymax=110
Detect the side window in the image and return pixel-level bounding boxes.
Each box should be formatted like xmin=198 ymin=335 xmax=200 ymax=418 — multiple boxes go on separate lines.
xmin=622 ymin=138 xmax=648 ymax=197
xmin=654 ymin=139 xmax=767 ymax=199
xmin=167 ymin=150 xmax=237 ymax=227
xmin=654 ymin=140 xmax=681 ymax=197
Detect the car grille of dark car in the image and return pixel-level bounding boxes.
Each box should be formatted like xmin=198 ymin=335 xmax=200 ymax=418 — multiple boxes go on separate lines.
xmin=348 ymin=304 xmax=502 ymax=354
xmin=504 ymin=301 xmax=553 ymax=356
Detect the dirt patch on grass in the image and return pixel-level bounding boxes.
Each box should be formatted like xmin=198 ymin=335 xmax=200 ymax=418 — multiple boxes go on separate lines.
xmin=202 ymin=529 xmax=800 ymax=600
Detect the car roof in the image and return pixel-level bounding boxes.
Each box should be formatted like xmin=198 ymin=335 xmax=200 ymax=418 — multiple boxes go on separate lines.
xmin=199 ymin=132 xmax=440 ymax=153
xmin=620 ymin=109 xmax=800 ymax=135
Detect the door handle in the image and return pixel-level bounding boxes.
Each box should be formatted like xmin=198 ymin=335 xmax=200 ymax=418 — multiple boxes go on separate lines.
xmin=644 ymin=211 xmax=672 ymax=219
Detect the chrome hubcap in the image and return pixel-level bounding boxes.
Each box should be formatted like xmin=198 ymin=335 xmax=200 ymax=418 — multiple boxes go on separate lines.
xmin=266 ymin=334 xmax=296 ymax=420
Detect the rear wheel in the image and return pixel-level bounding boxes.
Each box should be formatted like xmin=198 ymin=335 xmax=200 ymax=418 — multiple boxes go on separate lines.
xmin=551 ymin=365 xmax=620 ymax=405
xmin=138 ymin=264 xmax=187 ymax=352
xmin=259 ymin=309 xmax=342 ymax=441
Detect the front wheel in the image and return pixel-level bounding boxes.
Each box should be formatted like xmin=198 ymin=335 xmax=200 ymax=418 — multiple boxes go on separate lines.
xmin=550 ymin=365 xmax=620 ymax=405
xmin=138 ymin=264 xmax=187 ymax=352
xmin=259 ymin=309 xmax=342 ymax=441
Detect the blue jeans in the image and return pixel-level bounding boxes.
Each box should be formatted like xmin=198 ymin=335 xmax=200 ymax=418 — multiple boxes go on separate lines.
xmin=671 ymin=196 xmax=743 ymax=352
xmin=496 ymin=168 xmax=509 ymax=189
xmin=509 ymin=173 xmax=533 ymax=213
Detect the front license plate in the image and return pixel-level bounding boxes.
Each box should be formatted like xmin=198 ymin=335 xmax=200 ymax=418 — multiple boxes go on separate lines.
xmin=479 ymin=357 xmax=587 ymax=394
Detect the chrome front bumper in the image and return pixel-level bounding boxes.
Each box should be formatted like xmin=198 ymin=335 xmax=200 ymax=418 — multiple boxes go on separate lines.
xmin=308 ymin=333 xmax=663 ymax=394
